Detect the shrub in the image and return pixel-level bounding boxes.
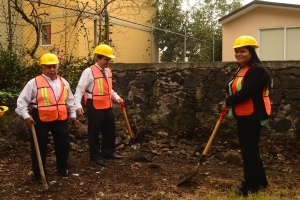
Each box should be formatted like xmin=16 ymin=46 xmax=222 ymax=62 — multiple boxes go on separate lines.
xmin=0 ymin=47 xmax=94 ymax=103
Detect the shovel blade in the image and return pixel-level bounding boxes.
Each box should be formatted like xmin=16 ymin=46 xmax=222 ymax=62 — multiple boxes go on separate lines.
xmin=177 ymin=163 xmax=200 ymax=185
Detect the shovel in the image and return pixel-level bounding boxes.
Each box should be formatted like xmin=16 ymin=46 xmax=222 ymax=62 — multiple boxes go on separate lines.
xmin=177 ymin=109 xmax=228 ymax=185
xmin=119 ymin=102 xmax=151 ymax=162
xmin=31 ymin=124 xmax=50 ymax=191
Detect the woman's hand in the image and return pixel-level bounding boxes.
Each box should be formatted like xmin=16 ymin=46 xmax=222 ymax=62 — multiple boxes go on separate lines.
xmin=222 ymin=103 xmax=230 ymax=111
xmin=116 ymin=98 xmax=124 ymax=103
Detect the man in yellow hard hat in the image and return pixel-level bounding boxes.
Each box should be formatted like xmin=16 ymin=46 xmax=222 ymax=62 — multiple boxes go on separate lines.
xmin=15 ymin=53 xmax=77 ymax=184
xmin=74 ymin=44 xmax=123 ymax=167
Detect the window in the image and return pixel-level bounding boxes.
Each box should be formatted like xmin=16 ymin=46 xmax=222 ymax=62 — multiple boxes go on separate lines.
xmin=41 ymin=24 xmax=51 ymax=45
xmin=286 ymin=27 xmax=300 ymax=60
xmin=260 ymin=27 xmax=300 ymax=61
xmin=260 ymin=28 xmax=284 ymax=61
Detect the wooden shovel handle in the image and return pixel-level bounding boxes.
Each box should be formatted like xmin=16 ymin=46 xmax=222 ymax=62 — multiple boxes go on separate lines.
xmin=31 ymin=124 xmax=49 ymax=189
xmin=119 ymin=102 xmax=134 ymax=138
xmin=202 ymin=109 xmax=228 ymax=155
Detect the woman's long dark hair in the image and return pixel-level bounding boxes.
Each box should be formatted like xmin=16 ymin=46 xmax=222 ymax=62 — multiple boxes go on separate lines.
xmin=245 ymin=46 xmax=271 ymax=90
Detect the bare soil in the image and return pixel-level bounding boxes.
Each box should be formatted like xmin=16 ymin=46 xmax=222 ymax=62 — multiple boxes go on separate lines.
xmin=1 ymin=141 xmax=300 ymax=200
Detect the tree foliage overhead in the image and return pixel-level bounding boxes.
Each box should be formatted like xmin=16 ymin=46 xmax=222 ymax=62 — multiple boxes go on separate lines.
xmin=153 ymin=0 xmax=242 ymax=62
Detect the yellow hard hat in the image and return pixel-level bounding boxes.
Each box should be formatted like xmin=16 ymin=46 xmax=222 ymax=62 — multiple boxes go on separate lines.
xmin=233 ymin=35 xmax=259 ymax=49
xmin=93 ymin=44 xmax=115 ymax=58
xmin=40 ymin=53 xmax=59 ymax=65
xmin=0 ymin=106 xmax=8 ymax=117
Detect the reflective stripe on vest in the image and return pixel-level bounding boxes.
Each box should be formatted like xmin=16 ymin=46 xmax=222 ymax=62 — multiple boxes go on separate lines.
xmin=263 ymin=88 xmax=271 ymax=115
xmin=90 ymin=65 xmax=113 ymax=109
xmin=35 ymin=75 xmax=68 ymax=122
xmin=231 ymin=66 xmax=271 ymax=116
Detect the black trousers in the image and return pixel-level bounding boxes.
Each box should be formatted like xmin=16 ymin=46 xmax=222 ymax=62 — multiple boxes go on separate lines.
xmin=86 ymin=99 xmax=116 ymax=160
xmin=31 ymin=108 xmax=70 ymax=177
xmin=237 ymin=120 xmax=268 ymax=189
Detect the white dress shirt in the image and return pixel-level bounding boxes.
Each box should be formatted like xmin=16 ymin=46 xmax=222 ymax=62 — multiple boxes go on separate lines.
xmin=15 ymin=74 xmax=77 ymax=120
xmin=74 ymin=63 xmax=120 ymax=109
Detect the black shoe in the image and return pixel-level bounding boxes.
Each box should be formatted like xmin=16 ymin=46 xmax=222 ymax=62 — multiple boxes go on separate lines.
xmin=91 ymin=159 xmax=107 ymax=167
xmin=260 ymin=181 xmax=268 ymax=189
xmin=235 ymin=186 xmax=258 ymax=196
xmin=58 ymin=169 xmax=69 ymax=177
xmin=34 ymin=176 xmax=42 ymax=184
xmin=102 ymin=154 xmax=123 ymax=159
xmin=235 ymin=187 xmax=248 ymax=196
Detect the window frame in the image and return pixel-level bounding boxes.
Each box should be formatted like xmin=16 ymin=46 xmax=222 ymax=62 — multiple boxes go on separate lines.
xmin=40 ymin=23 xmax=52 ymax=46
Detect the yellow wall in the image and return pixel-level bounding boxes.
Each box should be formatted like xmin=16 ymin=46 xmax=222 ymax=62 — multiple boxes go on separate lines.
xmin=22 ymin=0 xmax=155 ymax=63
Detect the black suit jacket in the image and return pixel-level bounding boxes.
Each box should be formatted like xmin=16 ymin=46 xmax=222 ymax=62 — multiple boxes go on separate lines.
xmin=225 ymin=63 xmax=271 ymax=121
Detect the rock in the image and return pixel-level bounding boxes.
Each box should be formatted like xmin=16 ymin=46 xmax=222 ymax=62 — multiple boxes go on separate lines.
xmin=281 ymin=167 xmax=292 ymax=173
xmin=116 ymin=144 xmax=124 ymax=150
xmin=156 ymin=131 xmax=168 ymax=138
xmin=174 ymin=151 xmax=180 ymax=155
xmin=70 ymin=142 xmax=78 ymax=150
xmin=277 ymin=153 xmax=285 ymax=161
xmin=127 ymin=149 xmax=152 ymax=162
xmin=180 ymin=150 xmax=186 ymax=154
xmin=160 ymin=148 xmax=169 ymax=152
xmin=185 ymin=145 xmax=196 ymax=156
xmin=223 ymin=150 xmax=242 ymax=166
xmin=169 ymin=142 xmax=176 ymax=149
xmin=194 ymin=152 xmax=201 ymax=157
xmin=149 ymin=140 xmax=157 ymax=145
xmin=218 ymin=161 xmax=227 ymax=166
xmin=115 ymin=137 xmax=123 ymax=146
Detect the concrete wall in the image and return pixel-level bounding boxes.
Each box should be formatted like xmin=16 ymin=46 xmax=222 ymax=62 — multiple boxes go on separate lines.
xmin=110 ymin=61 xmax=300 ymax=142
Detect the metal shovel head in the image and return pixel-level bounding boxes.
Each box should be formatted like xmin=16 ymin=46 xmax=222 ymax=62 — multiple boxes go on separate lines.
xmin=177 ymin=110 xmax=228 ymax=186
xmin=177 ymin=163 xmax=200 ymax=185
xmin=37 ymin=182 xmax=54 ymax=192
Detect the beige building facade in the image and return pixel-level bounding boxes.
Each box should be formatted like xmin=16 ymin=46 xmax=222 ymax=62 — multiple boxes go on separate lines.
xmin=219 ymin=1 xmax=300 ymax=62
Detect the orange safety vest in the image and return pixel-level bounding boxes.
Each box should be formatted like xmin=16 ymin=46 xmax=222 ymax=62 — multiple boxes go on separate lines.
xmin=231 ymin=66 xmax=271 ymax=116
xmin=88 ymin=65 xmax=113 ymax=109
xmin=35 ymin=75 xmax=68 ymax=122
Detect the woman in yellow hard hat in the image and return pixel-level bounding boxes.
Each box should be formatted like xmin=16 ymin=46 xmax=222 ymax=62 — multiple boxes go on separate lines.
xmin=222 ymin=36 xmax=271 ymax=196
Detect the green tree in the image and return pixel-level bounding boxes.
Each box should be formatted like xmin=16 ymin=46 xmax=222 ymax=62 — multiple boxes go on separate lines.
xmin=153 ymin=0 xmax=242 ymax=62
xmin=188 ymin=0 xmax=242 ymax=62
xmin=153 ymin=0 xmax=187 ymax=62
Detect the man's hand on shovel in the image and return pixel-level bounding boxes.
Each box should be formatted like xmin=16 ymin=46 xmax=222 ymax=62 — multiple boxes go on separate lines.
xmin=25 ymin=117 xmax=36 ymax=130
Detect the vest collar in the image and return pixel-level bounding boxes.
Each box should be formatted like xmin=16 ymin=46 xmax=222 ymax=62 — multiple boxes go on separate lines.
xmin=95 ymin=63 xmax=105 ymax=71
xmin=42 ymin=74 xmax=58 ymax=81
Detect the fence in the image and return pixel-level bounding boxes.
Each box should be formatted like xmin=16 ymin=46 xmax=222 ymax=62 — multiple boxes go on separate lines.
xmin=0 ymin=0 xmax=213 ymax=63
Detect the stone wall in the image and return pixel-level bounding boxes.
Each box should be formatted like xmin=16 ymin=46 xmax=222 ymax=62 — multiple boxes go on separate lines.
xmin=110 ymin=61 xmax=300 ymax=141
xmin=1 ymin=61 xmax=300 ymax=147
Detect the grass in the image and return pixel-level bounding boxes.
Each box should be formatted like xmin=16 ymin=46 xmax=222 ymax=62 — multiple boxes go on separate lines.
xmin=191 ymin=177 xmax=300 ymax=200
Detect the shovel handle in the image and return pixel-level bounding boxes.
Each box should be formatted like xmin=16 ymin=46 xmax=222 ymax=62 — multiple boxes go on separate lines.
xmin=31 ymin=124 xmax=49 ymax=189
xmin=119 ymin=102 xmax=134 ymax=138
xmin=202 ymin=109 xmax=228 ymax=156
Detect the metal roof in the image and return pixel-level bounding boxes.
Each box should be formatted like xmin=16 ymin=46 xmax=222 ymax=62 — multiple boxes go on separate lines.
xmin=219 ymin=0 xmax=300 ymax=24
